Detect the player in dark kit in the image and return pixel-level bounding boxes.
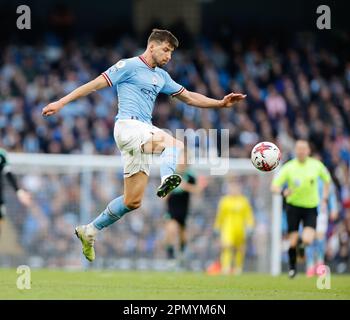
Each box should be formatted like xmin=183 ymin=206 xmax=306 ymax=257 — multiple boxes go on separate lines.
xmin=0 ymin=148 xmax=32 ymax=236
xmin=164 ymin=154 xmax=207 ymax=264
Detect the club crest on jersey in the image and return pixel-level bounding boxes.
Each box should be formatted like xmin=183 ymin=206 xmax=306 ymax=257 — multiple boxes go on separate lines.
xmin=116 ymin=60 xmax=126 ymax=69
xmin=152 ymin=76 xmax=158 ymax=85
xmin=110 ymin=60 xmax=126 ymax=73
xmin=294 ymin=179 xmax=301 ymax=187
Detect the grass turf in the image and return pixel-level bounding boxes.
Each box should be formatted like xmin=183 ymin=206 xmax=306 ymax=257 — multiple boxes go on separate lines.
xmin=1 ymin=268 xmax=349 ymax=300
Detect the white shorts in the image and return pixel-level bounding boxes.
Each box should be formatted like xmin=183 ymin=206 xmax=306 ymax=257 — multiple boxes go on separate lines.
xmin=114 ymin=119 xmax=161 ymax=178
xmin=316 ymin=211 xmax=328 ymax=234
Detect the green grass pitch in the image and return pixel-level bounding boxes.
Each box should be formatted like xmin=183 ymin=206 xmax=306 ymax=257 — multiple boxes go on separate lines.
xmin=1 ymin=268 xmax=349 ymax=300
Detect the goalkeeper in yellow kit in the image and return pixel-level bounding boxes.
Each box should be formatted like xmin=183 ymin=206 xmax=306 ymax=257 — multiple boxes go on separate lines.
xmin=214 ymin=178 xmax=255 ymax=275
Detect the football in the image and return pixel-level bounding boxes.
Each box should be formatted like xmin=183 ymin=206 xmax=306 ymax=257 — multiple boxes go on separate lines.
xmin=251 ymin=142 xmax=281 ymax=172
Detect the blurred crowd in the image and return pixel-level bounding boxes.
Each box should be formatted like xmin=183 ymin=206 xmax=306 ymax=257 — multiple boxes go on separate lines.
xmin=0 ymin=31 xmax=349 ymax=271
xmin=4 ymin=171 xmax=267 ymax=271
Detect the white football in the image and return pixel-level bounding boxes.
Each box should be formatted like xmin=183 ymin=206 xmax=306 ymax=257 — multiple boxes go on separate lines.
xmin=251 ymin=141 xmax=281 ymax=172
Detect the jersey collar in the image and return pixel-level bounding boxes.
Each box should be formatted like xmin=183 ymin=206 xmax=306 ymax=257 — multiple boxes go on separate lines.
xmin=139 ymin=55 xmax=156 ymax=70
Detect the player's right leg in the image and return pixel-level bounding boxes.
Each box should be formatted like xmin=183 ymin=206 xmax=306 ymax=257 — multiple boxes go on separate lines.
xmin=288 ymin=231 xmax=299 ymax=278
xmin=75 ymin=172 xmax=148 ymax=262
xmin=234 ymin=245 xmax=246 ymax=275
xmin=286 ymin=205 xmax=302 ymax=278
xmin=220 ymin=231 xmax=235 ymax=275
xmin=142 ymin=130 xmax=184 ymax=198
xmin=232 ymin=230 xmax=245 ymax=275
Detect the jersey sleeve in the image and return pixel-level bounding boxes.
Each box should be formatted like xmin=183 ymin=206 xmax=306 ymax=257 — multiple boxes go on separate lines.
xmin=318 ymin=161 xmax=331 ymax=183
xmin=272 ymin=164 xmax=289 ymax=187
xmin=102 ymin=60 xmax=131 ymax=87
xmin=160 ymin=71 xmax=184 ymax=97
xmin=0 ymin=150 xmax=19 ymax=191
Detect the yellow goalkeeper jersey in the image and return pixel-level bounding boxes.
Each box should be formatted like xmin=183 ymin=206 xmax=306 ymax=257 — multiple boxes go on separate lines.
xmin=215 ymin=195 xmax=254 ymax=233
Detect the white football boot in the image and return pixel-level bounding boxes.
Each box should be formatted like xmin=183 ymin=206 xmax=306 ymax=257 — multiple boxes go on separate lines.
xmin=74 ymin=224 xmax=96 ymax=262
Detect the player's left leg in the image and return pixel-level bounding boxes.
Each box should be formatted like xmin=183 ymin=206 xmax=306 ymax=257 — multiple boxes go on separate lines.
xmin=92 ymin=171 xmax=148 ymax=229
xmin=306 ymin=212 xmax=328 ymax=277
xmin=164 ymin=219 xmax=179 ymax=260
xmin=179 ymin=224 xmax=187 ymax=256
xmin=176 ymin=223 xmax=188 ymax=269
xmin=286 ymin=205 xmax=302 ymax=278
xmin=142 ymin=130 xmax=184 ymax=198
xmin=220 ymin=244 xmax=233 ymax=275
xmin=303 ymin=226 xmax=316 ymax=276
xmin=314 ymin=212 xmax=328 ymax=268
xmin=315 ymin=232 xmax=327 ymax=266
xmin=287 ymin=231 xmax=299 ymax=278
xmin=75 ymin=172 xmax=149 ymax=262
xmin=302 ymin=208 xmax=317 ymax=275
xmin=305 ymin=239 xmax=317 ymax=277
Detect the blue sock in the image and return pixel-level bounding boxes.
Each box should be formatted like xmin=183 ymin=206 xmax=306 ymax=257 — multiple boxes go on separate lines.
xmin=92 ymin=196 xmax=132 ymax=230
xmin=160 ymin=146 xmax=181 ymax=180
xmin=315 ymin=238 xmax=326 ymax=264
xmin=305 ymin=244 xmax=315 ymax=268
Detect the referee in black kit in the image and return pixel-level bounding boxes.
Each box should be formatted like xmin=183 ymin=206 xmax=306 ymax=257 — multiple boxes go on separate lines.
xmin=271 ymin=140 xmax=330 ymax=278
xmin=0 ymin=147 xmax=32 ymax=236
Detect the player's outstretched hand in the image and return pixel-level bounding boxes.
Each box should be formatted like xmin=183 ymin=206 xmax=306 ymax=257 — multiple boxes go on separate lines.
xmin=42 ymin=101 xmax=64 ymax=117
xmin=221 ymin=92 xmax=247 ymax=108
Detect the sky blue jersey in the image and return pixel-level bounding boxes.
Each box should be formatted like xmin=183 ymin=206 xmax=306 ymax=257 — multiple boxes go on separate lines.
xmin=102 ymin=56 xmax=184 ymax=124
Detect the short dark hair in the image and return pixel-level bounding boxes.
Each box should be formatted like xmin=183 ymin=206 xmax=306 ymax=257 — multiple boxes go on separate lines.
xmin=147 ymin=29 xmax=179 ymax=48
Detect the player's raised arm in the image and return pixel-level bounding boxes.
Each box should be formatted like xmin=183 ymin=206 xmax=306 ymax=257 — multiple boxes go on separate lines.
xmin=42 ymin=74 xmax=108 ymax=117
xmin=0 ymin=150 xmax=32 ymax=207
xmin=175 ymin=88 xmax=246 ymax=109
